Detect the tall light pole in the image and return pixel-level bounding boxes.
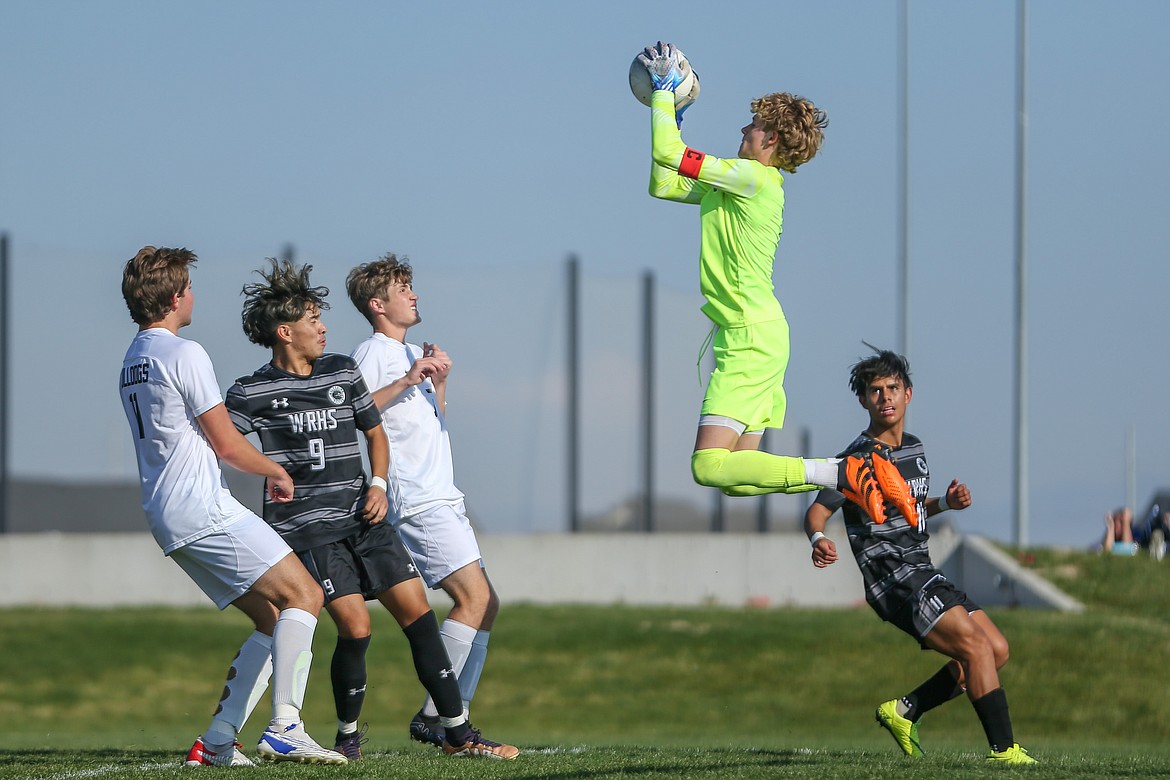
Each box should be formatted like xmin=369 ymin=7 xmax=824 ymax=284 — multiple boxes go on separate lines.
xmin=566 ymin=255 xmax=580 ymax=532
xmin=1012 ymin=0 xmax=1030 ymax=548
xmin=897 ymin=0 xmax=911 ymax=356
xmin=1126 ymin=425 xmax=1136 ymax=517
xmin=0 ymin=233 xmax=7 ymax=534
xmin=640 ymin=270 xmax=655 ymax=532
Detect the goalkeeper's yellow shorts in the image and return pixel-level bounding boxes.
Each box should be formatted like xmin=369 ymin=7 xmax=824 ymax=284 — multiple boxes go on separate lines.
xmin=700 ymin=318 xmax=789 ymax=434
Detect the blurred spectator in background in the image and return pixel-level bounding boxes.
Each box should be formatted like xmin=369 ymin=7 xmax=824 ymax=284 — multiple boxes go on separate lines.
xmin=1101 ymin=507 xmax=1137 ymax=556
xmin=1132 ymin=504 xmax=1168 ymax=562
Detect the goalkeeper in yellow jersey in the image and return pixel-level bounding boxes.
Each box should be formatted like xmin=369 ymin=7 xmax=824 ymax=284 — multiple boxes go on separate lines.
xmin=639 ymin=41 xmax=913 ymax=522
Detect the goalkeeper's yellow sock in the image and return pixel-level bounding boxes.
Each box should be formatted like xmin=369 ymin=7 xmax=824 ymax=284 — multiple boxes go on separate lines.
xmin=722 ymin=481 xmax=823 ymax=497
xmin=691 ymin=448 xmax=810 ymax=493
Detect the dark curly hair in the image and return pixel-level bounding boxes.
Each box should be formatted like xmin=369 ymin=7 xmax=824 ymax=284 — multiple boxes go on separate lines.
xmin=848 ymin=342 xmax=912 ymax=399
xmin=240 ymin=258 xmax=330 ymax=347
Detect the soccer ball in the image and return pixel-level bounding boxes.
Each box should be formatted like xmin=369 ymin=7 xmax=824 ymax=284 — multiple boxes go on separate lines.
xmin=629 ymin=47 xmax=700 ymax=110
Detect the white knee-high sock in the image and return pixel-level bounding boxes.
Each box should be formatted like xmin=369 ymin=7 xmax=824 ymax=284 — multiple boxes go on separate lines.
xmin=271 ymin=608 xmax=317 ymax=727
xmin=457 ymin=629 xmax=491 ymax=710
xmin=420 ymin=619 xmax=477 ymax=718
xmin=205 ymin=631 xmax=273 ymax=746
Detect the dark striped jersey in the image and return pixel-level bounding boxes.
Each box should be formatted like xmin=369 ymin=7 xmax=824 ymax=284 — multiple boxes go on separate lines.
xmin=814 ymin=432 xmax=941 ymax=614
xmin=225 ymin=353 xmax=383 ymax=551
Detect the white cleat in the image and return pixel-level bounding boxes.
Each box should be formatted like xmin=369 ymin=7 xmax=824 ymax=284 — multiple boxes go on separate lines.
xmin=256 ymin=722 xmax=347 ymax=765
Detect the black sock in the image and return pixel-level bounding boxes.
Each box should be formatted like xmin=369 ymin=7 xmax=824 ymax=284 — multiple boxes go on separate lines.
xmin=971 ymin=687 xmax=1014 ymax=752
xmin=445 ymin=720 xmax=472 ymax=745
xmin=403 ymin=610 xmax=466 ymax=740
xmin=331 ymin=635 xmax=371 ymax=726
xmin=904 ymin=663 xmax=964 ymax=722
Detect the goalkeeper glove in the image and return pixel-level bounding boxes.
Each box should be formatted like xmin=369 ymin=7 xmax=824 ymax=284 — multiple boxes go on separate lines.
xmin=636 ymin=40 xmax=689 ymax=93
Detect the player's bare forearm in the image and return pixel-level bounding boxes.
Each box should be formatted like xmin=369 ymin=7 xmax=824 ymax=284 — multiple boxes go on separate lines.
xmin=199 ymin=404 xmax=287 ymax=482
xmin=370 ymin=380 xmax=410 ymax=411
xmin=804 ymin=502 xmax=838 ymax=568
xmin=360 ymin=426 xmax=390 ymax=522
xmin=364 ymin=425 xmax=389 ymax=486
xmin=369 ymin=357 xmax=441 ymax=411
xmin=803 ymin=502 xmax=829 ymax=538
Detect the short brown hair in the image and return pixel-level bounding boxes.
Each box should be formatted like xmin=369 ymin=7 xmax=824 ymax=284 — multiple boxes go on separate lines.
xmin=345 ymin=253 xmax=413 ymax=323
xmin=751 ymin=93 xmax=828 ymax=173
xmin=121 ymin=246 xmax=196 ymax=326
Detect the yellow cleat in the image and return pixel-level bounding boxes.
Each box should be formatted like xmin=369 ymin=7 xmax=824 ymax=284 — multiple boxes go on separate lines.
xmin=986 ymin=743 xmax=1038 ymax=765
xmin=875 ymin=699 xmax=924 ymax=757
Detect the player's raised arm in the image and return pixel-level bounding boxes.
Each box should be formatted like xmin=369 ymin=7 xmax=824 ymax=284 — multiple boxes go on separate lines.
xmin=639 ymin=41 xmax=777 ymax=203
xmin=649 ymin=90 xmax=789 ymax=203
xmin=637 ymin=42 xmax=704 ymax=204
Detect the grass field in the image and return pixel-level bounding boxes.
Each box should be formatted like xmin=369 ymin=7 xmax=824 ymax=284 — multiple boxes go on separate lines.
xmin=2 ymin=546 xmax=1169 ymax=778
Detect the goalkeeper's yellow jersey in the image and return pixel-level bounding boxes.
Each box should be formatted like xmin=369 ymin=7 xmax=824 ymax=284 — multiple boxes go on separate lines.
xmin=649 ymin=89 xmax=786 ymax=329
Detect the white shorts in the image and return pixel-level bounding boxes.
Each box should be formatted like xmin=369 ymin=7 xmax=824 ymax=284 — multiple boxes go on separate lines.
xmin=394 ymin=500 xmax=483 ymax=589
xmin=169 ymin=514 xmax=294 ymax=610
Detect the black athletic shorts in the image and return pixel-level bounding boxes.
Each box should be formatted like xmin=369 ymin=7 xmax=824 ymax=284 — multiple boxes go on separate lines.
xmin=878 ymin=573 xmax=980 ymax=647
xmin=297 ymin=521 xmax=420 ymax=602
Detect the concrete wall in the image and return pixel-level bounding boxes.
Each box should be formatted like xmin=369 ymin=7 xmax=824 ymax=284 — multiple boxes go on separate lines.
xmin=0 ymin=530 xmax=864 ymax=609
xmin=0 ymin=526 xmax=1079 ymax=611
xmin=938 ymin=533 xmax=1083 ymax=612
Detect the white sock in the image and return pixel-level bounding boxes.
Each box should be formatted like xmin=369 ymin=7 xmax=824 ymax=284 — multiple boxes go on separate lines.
xmin=459 ymin=630 xmax=491 ymax=710
xmin=804 ymin=458 xmax=841 ymax=488
xmin=439 ymin=713 xmax=468 ymax=729
xmin=205 ymin=631 xmax=273 ymax=745
xmin=271 ymin=608 xmax=317 ymax=727
xmin=420 ymin=618 xmax=477 ymax=718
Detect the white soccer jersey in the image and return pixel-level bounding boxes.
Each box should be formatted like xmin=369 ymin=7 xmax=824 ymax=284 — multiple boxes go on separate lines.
xmin=351 ymin=333 xmax=463 ymax=519
xmin=119 ymin=328 xmax=252 ymax=554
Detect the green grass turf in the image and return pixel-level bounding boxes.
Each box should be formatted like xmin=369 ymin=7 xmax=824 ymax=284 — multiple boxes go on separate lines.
xmin=1 ymin=545 xmax=1168 ymax=777
xmin=6 ymin=746 xmax=1170 ymax=780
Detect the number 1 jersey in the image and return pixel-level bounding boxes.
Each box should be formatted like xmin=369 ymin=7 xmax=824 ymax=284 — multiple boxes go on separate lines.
xmin=119 ymin=328 xmax=253 ymax=554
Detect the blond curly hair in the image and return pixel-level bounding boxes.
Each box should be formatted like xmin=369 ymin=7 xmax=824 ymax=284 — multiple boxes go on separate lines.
xmin=750 ymin=93 xmax=828 ymax=173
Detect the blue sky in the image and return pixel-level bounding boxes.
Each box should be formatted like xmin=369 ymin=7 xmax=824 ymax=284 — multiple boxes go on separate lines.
xmin=2 ymin=1 xmax=1167 ymax=547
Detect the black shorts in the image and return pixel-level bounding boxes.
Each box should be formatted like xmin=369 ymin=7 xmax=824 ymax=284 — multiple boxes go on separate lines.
xmin=297 ymin=521 xmax=420 ymax=603
xmin=877 ymin=573 xmax=980 ymax=647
